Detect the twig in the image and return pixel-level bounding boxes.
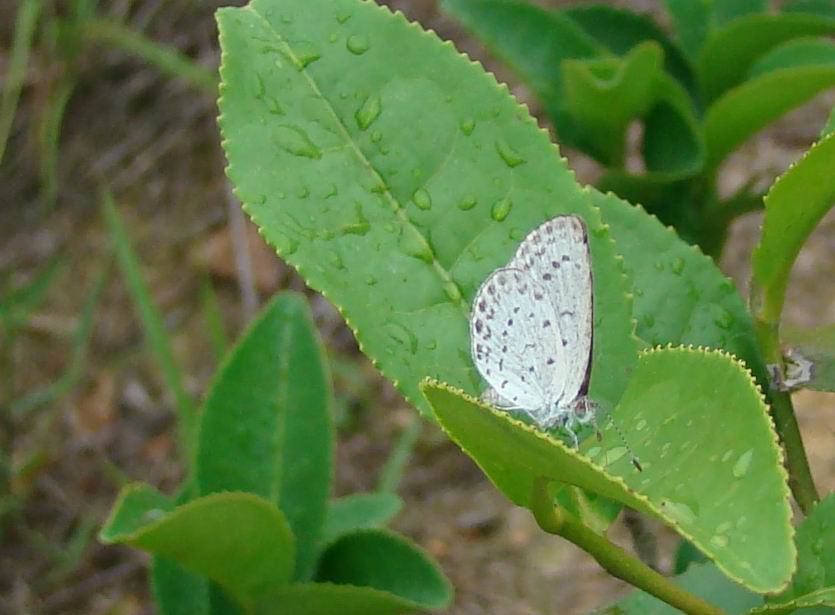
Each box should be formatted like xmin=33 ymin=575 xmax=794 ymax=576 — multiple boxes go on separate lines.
xmin=530 ymin=478 xmax=728 ymax=615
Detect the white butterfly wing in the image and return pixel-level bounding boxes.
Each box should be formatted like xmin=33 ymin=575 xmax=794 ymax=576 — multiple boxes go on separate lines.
xmin=470 ymin=267 xmax=566 ymax=410
xmin=508 ymin=215 xmax=593 ymax=404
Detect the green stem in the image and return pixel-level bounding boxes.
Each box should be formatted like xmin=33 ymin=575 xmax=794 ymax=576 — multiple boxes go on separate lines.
xmin=753 ymin=317 xmax=819 ymax=514
xmin=530 ymin=478 xmax=728 ymax=615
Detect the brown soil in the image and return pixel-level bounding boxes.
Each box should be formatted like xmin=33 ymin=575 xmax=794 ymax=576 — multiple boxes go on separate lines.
xmin=2 ymin=1 xmax=834 ymax=613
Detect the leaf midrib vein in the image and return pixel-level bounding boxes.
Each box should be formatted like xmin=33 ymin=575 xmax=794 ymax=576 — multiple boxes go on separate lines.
xmin=249 ymin=7 xmax=468 ymax=317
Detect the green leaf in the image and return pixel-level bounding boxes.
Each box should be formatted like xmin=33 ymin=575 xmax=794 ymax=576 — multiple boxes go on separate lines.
xmin=704 ymin=65 xmax=835 ymax=171
xmin=441 ymin=0 xmax=605 ymax=155
xmin=1 ymin=257 xmax=62 ymax=328
xmin=218 ymin=0 xmax=638 ymax=421
xmin=711 ymin=0 xmax=766 ymax=28
xmin=253 ymin=583 xmax=436 ymax=615
xmin=322 ymin=493 xmax=403 ymax=545
xmin=196 ymin=292 xmax=333 ymax=581
xmin=749 ymin=38 xmax=835 ymax=79
xmin=598 ymin=562 xmax=763 ymax=614
xmin=751 ymin=131 xmax=835 ymax=323
xmin=784 ymin=0 xmax=835 ymax=19
xmin=590 ymin=189 xmax=768 ymax=385
xmin=424 ymin=345 xmax=794 ymax=592
xmin=697 ymin=13 xmax=835 ymax=101
xmin=663 ymin=0 xmax=711 ymax=61
xmin=560 ymin=3 xmax=695 ymax=93
xmin=0 ymin=0 xmax=41 ymax=164
xmin=100 ymin=485 xmax=295 ymax=608
xmin=101 ymin=192 xmax=197 ymax=460
xmin=642 ymin=75 xmax=705 ymax=177
xmin=563 ymin=42 xmax=664 ymax=164
xmin=315 ymin=529 xmax=452 ymax=610
xmin=783 ymin=324 xmax=835 ymax=391
xmin=151 ymin=557 xmax=210 ymax=615
xmin=772 ymin=493 xmax=835 ymax=604
xmin=754 ymin=588 xmax=835 ymax=614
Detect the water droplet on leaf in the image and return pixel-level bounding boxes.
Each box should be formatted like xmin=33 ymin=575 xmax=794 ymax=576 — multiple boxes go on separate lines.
xmin=346 ymin=34 xmax=370 ymax=55
xmin=491 ymin=196 xmax=512 ymax=222
xmin=399 ymin=227 xmax=433 ymax=263
xmin=495 ymin=139 xmax=526 ymax=167
xmin=671 ymin=257 xmax=685 ymax=275
xmin=460 ymin=118 xmax=476 ymax=135
xmin=275 ymin=125 xmax=321 ymax=159
xmin=412 ymin=188 xmax=432 ymax=211
xmin=355 ymin=94 xmax=381 ymax=130
xmin=458 ymin=196 xmax=477 ymax=211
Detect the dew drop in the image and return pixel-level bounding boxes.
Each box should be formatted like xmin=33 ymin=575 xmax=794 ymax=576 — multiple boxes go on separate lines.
xmin=635 ymin=419 xmax=647 ymax=431
xmin=399 ymin=227 xmax=434 ymax=263
xmin=292 ymin=41 xmax=321 ymax=69
xmin=491 ymin=196 xmax=512 ymax=222
xmin=711 ymin=535 xmax=729 ymax=548
xmin=732 ymin=448 xmax=753 ymax=478
xmin=371 ymin=130 xmax=382 ymax=143
xmin=319 ymin=229 xmax=334 ymax=240
xmin=366 ymin=276 xmax=377 ymax=286
xmin=460 ymin=118 xmax=476 ymax=135
xmin=280 ymin=14 xmax=293 ymax=24
xmin=654 ymin=260 xmax=664 ymax=271
xmin=253 ymin=73 xmax=266 ymax=98
xmin=385 ymin=321 xmax=418 ymax=354
xmin=426 ymin=340 xmax=438 ymax=350
xmin=412 ymin=188 xmax=432 ymax=211
xmin=721 ymin=450 xmax=734 ymax=463
xmin=509 ymin=228 xmax=524 ymax=241
xmin=346 ymin=34 xmax=370 ymax=55
xmin=586 ymin=446 xmax=601 ymax=458
xmin=716 ymin=521 xmax=733 ymax=534
xmin=671 ymin=257 xmax=685 ymax=275
xmin=336 ymin=9 xmax=352 ymax=23
xmin=495 ymin=139 xmax=526 ymax=167
xmin=355 ymin=94 xmax=381 ymax=130
xmin=275 ymin=125 xmax=321 ymax=159
xmin=642 ymin=313 xmax=655 ymax=328
xmin=343 ymin=221 xmax=370 ymax=236
xmin=297 ymin=186 xmax=310 ymax=199
xmin=458 ymin=196 xmax=477 ymax=211
xmin=328 ymin=32 xmax=338 ymax=43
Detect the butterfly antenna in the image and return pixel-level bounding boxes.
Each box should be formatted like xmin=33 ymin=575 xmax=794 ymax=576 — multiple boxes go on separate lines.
xmin=596 ymin=409 xmax=642 ymax=472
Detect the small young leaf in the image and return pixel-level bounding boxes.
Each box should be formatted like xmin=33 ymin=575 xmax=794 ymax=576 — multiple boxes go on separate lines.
xmin=322 ymin=493 xmax=403 ymax=545
xmin=100 ymin=486 xmax=295 ymax=608
xmin=196 ymin=292 xmax=334 ymax=581
xmin=752 ymin=131 xmax=835 ymax=322
xmin=315 ymin=529 xmax=452 ymax=610
xmin=560 ymin=3 xmax=695 ymax=93
xmin=748 ymin=37 xmax=835 ymax=78
xmin=663 ymin=0 xmax=711 ymax=61
xmin=425 ymin=346 xmax=794 ymax=592
xmin=563 ymin=42 xmax=664 ymax=164
xmin=697 ymin=13 xmax=835 ymax=101
xmin=704 ymin=65 xmax=835 ymax=171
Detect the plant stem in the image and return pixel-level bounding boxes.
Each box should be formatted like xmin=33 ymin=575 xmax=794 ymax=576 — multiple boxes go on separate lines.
xmin=530 ymin=478 xmax=728 ymax=615
xmin=753 ymin=317 xmax=819 ymax=514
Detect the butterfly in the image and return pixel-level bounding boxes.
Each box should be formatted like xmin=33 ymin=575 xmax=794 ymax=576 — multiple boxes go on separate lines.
xmin=470 ymin=214 xmax=596 ymax=448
